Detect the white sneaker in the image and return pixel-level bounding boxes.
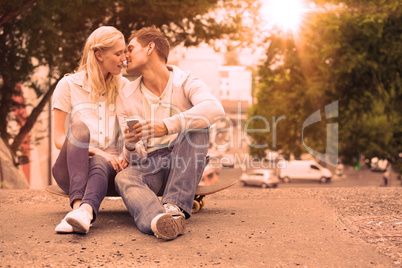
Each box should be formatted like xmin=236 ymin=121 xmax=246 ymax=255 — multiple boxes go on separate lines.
xmin=65 ymin=207 xmax=93 ymax=234
xmin=55 ymin=217 xmax=73 ymax=233
xmin=151 ymin=213 xmax=185 ymax=240
xmin=164 ymin=203 xmax=186 ymax=218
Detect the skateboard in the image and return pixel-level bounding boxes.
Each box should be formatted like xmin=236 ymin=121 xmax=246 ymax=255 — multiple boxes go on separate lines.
xmin=45 ymin=176 xmax=237 ymax=214
xmin=192 ymin=176 xmax=238 ymax=213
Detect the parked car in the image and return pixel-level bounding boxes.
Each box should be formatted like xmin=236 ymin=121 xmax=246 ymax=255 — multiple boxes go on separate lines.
xmin=220 ymin=154 xmax=235 ymax=168
xmin=279 ymin=160 xmax=332 ymax=183
xmin=240 ymin=169 xmax=279 ymax=188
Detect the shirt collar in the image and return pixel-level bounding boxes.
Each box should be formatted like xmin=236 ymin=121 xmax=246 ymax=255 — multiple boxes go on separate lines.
xmin=70 ymin=71 xmax=90 ymax=93
xmin=121 ymin=75 xmax=142 ymax=98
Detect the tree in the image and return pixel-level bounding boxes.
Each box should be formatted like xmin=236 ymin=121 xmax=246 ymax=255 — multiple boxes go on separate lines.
xmin=248 ymin=31 xmax=326 ymax=160
xmin=250 ymin=0 xmax=401 ymax=170
xmin=305 ymin=0 xmax=402 ymax=170
xmin=0 ymin=0 xmax=259 ymax=156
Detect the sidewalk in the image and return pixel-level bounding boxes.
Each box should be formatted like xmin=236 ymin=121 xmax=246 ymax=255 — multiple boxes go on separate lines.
xmin=0 ymin=186 xmax=401 ymax=267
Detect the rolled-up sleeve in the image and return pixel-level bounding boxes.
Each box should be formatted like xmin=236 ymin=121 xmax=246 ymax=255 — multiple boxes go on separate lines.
xmin=163 ymin=76 xmax=225 ymax=134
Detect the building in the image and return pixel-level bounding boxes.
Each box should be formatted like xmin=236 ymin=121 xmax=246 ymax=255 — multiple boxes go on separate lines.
xmin=169 ymin=44 xmax=254 ymax=153
xmin=169 ymin=43 xmax=223 ymax=99
xmin=219 ymin=65 xmax=252 ymax=103
xmin=169 ymin=44 xmax=252 ymax=115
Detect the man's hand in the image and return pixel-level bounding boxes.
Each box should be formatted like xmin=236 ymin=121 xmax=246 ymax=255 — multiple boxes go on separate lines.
xmin=124 ymin=126 xmax=139 ymax=150
xmin=124 ymin=119 xmax=168 ymax=150
xmin=124 ymin=120 xmax=143 ymax=150
xmin=132 ymin=119 xmax=168 ymax=140
xmin=149 ymin=119 xmax=168 ymax=138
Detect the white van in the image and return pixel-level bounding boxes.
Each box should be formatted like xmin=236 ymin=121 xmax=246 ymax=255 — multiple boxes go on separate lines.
xmin=279 ymin=160 xmax=332 ymax=183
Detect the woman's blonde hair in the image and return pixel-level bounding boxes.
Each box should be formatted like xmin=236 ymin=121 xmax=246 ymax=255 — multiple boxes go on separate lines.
xmin=78 ymin=26 xmax=124 ymax=104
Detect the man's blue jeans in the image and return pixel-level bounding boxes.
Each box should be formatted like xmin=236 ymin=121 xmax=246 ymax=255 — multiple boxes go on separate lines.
xmin=115 ymin=129 xmax=209 ymax=234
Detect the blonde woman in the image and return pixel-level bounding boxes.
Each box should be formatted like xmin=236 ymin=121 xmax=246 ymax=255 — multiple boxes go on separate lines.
xmin=52 ymin=26 xmax=128 ymax=234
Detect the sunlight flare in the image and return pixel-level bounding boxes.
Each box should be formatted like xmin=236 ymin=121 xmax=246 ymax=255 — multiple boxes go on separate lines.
xmin=260 ymin=0 xmax=306 ymax=32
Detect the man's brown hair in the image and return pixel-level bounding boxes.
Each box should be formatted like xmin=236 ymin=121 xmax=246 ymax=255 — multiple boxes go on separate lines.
xmin=129 ymin=26 xmax=170 ymax=63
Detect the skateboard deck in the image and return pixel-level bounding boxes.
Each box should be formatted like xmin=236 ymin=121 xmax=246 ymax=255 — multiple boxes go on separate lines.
xmin=195 ymin=177 xmax=238 ymax=196
xmin=192 ymin=176 xmax=238 ymax=213
xmin=45 ymin=177 xmax=238 ymax=213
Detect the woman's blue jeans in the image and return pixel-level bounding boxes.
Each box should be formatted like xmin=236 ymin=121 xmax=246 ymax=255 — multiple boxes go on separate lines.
xmin=115 ymin=129 xmax=209 ymax=234
xmin=52 ymin=121 xmax=117 ymax=221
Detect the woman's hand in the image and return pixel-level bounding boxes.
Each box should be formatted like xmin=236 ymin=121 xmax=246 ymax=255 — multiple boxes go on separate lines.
xmin=92 ymin=149 xmax=124 ymax=172
xmin=119 ymin=157 xmax=129 ymax=171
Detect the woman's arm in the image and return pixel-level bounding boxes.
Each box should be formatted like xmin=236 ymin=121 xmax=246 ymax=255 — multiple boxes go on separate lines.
xmin=54 ymin=109 xmax=125 ymax=171
xmin=53 ymin=109 xmax=68 ymax=150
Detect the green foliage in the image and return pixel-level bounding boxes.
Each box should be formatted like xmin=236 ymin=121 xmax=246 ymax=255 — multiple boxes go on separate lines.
xmin=248 ymin=32 xmax=328 ymax=160
xmin=306 ymin=0 xmax=402 ymax=168
xmin=251 ymin=0 xmax=401 ymax=170
xmin=0 ymin=0 xmax=259 ymax=153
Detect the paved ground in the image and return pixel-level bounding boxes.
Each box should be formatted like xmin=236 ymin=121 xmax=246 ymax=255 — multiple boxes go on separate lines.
xmin=0 ymin=186 xmax=401 ymax=267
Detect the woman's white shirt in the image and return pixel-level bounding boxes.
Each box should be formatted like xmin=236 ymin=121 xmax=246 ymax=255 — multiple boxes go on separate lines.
xmin=52 ymin=71 xmax=129 ymax=154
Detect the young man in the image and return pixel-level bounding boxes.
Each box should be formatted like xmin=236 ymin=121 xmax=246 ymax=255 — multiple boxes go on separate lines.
xmin=115 ymin=26 xmax=225 ymax=240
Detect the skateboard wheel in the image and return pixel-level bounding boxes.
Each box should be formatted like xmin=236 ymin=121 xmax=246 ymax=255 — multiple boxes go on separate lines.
xmin=192 ymin=200 xmax=201 ymax=213
xmin=199 ymin=198 xmax=205 ymax=209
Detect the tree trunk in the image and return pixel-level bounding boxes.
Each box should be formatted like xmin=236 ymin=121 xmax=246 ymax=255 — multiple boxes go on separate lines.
xmin=10 ymin=81 xmax=58 ymax=153
xmin=0 ymin=76 xmax=14 ymax=143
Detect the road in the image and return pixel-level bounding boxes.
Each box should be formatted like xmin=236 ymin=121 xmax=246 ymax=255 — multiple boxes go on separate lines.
xmin=216 ymin=163 xmax=402 ymax=189
xmin=2 ymin=187 xmax=401 ymax=267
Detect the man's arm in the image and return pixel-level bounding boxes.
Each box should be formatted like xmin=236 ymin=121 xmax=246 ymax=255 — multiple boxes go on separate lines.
xmin=163 ymin=75 xmax=225 ymax=134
